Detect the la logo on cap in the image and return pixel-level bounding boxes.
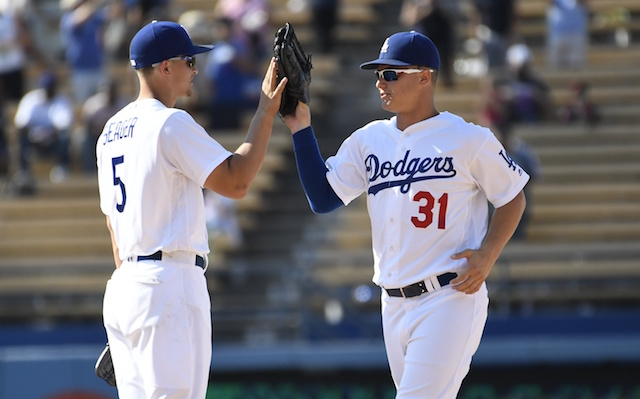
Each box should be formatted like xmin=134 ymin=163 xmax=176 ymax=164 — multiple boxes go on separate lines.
xmin=380 ymin=38 xmax=390 ymax=54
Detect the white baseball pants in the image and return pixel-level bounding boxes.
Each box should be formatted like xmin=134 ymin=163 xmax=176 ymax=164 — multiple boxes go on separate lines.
xmin=103 ymin=252 xmax=211 ymax=399
xmin=382 ymin=283 xmax=489 ymax=399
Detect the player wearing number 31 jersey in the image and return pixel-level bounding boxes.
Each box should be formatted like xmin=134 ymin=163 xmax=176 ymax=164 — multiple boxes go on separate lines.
xmin=96 ymin=20 xmax=286 ymax=398
xmin=281 ymin=31 xmax=529 ymax=398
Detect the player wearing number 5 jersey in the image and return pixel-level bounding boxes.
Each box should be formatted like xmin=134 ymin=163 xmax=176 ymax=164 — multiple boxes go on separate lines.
xmin=96 ymin=20 xmax=287 ymax=398
xmin=282 ymin=31 xmax=529 ymax=398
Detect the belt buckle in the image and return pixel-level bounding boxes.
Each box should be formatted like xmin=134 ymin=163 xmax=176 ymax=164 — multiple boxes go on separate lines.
xmin=400 ymin=287 xmax=407 ymax=298
xmin=417 ymin=281 xmax=428 ymax=296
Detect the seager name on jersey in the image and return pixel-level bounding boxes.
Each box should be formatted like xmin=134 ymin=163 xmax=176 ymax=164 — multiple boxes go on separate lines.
xmin=367 ymin=150 xmax=456 ymax=195
xmin=102 ymin=117 xmax=138 ymax=145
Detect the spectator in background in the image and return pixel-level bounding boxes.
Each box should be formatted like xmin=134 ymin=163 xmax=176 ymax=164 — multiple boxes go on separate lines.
xmin=102 ymin=0 xmax=172 ymax=63
xmin=60 ymin=0 xmax=108 ymax=104
xmin=132 ymin=0 xmax=171 ymax=22
xmin=399 ymin=0 xmax=455 ymax=87
xmin=478 ymin=79 xmax=542 ymax=240
xmin=213 ymin=0 xmax=270 ymax=61
xmin=80 ymin=78 xmax=131 ymax=173
xmin=558 ymin=79 xmax=599 ymax=125
xmin=103 ymin=0 xmax=138 ymax=61
xmin=311 ymin=0 xmax=339 ymax=54
xmin=547 ymin=0 xmax=590 ymax=70
xmin=504 ymin=43 xmax=552 ymax=124
xmin=204 ymin=17 xmax=263 ymax=129
xmin=477 ymin=75 xmax=512 ymax=132
xmin=470 ymin=0 xmax=517 ymax=71
xmin=13 ymin=71 xmax=74 ymax=193
xmin=0 ymin=0 xmax=44 ymax=181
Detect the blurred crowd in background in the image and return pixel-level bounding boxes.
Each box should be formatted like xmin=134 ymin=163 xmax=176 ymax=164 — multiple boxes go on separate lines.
xmin=0 ymin=0 xmax=602 ymax=208
xmin=0 ymin=0 xmax=274 ymax=196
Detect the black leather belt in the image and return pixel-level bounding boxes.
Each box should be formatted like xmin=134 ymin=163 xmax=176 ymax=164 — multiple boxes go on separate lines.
xmin=385 ymin=272 xmax=458 ymax=298
xmin=134 ymin=250 xmax=205 ymax=269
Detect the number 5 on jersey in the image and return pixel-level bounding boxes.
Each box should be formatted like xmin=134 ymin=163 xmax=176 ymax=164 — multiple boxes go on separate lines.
xmin=112 ymin=156 xmax=127 ymax=213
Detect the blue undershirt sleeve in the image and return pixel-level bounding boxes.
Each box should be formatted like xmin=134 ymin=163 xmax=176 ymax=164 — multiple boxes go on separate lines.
xmin=292 ymin=126 xmax=344 ymax=213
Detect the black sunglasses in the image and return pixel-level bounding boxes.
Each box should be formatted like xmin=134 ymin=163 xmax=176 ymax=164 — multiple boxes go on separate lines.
xmin=152 ymin=55 xmax=196 ymax=69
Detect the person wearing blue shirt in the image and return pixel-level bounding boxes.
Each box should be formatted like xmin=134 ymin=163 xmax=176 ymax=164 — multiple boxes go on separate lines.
xmin=546 ymin=0 xmax=590 ymax=69
xmin=60 ymin=0 xmax=108 ymax=103
xmin=204 ymin=17 xmax=262 ymax=129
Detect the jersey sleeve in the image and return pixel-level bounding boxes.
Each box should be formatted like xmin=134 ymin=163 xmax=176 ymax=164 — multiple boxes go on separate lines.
xmin=470 ymin=131 xmax=530 ymax=208
xmin=325 ymin=133 xmax=369 ymax=206
xmin=160 ymin=111 xmax=232 ymax=187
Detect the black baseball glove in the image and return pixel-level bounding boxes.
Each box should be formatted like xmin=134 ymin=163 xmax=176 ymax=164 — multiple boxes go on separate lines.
xmin=95 ymin=343 xmax=117 ymax=387
xmin=273 ymin=22 xmax=312 ymax=117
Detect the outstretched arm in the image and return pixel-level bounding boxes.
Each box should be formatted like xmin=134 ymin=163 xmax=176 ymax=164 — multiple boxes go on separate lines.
xmin=285 ymin=102 xmax=343 ymax=214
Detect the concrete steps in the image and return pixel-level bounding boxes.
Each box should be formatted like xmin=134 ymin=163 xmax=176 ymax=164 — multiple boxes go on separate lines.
xmin=2 ymin=218 xmax=107 ymax=240
xmin=517 ymin=0 xmax=640 ymax=16
xmin=531 ymin=203 xmax=640 ymax=223
xmin=531 ymin=182 xmax=640 ymax=204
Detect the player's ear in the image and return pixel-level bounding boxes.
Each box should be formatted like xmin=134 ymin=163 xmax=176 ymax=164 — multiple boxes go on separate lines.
xmin=155 ymin=60 xmax=169 ymax=74
xmin=419 ymin=69 xmax=431 ymax=83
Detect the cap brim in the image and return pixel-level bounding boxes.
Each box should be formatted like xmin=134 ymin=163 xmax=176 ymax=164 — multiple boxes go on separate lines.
xmin=360 ymin=59 xmax=412 ymax=70
xmin=189 ymin=44 xmax=214 ymax=56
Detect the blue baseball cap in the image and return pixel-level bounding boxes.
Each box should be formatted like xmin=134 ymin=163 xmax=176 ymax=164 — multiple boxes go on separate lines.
xmin=129 ymin=20 xmax=214 ymax=69
xmin=360 ymin=31 xmax=440 ymax=71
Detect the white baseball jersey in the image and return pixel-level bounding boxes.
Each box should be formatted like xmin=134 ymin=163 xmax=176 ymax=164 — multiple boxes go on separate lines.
xmin=325 ymin=111 xmax=530 ymax=288
xmin=96 ymin=98 xmax=232 ymax=259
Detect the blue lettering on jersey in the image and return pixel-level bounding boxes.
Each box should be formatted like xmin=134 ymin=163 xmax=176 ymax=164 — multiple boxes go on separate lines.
xmin=102 ymin=117 xmax=138 ymax=145
xmin=499 ymin=149 xmax=524 ymax=176
xmin=366 ymin=150 xmax=457 ymax=195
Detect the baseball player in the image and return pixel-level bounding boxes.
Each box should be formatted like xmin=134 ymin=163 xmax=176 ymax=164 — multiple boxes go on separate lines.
xmin=96 ymin=20 xmax=287 ymax=398
xmin=281 ymin=31 xmax=529 ymax=398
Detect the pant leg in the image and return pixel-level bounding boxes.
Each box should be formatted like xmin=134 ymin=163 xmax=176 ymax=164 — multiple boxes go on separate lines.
xmin=185 ymin=262 xmax=212 ymax=399
xmin=103 ymin=267 xmax=147 ymax=398
xmin=0 ymin=114 xmax=8 ymax=177
xmin=56 ymin=129 xmax=70 ymax=169
xmin=546 ymin=33 xmax=560 ymax=69
xmin=567 ymin=33 xmax=588 ymax=69
xmin=382 ymin=284 xmax=489 ymax=399
xmin=71 ymin=70 xmax=104 ymax=103
xmin=18 ymin=128 xmax=32 ymax=172
xmin=103 ymin=258 xmax=212 ymax=399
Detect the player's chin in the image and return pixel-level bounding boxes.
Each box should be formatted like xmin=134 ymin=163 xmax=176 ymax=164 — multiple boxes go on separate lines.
xmin=379 ymin=95 xmax=395 ymax=110
xmin=185 ymin=80 xmax=195 ymax=95
xmin=380 ymin=101 xmax=396 ymax=113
